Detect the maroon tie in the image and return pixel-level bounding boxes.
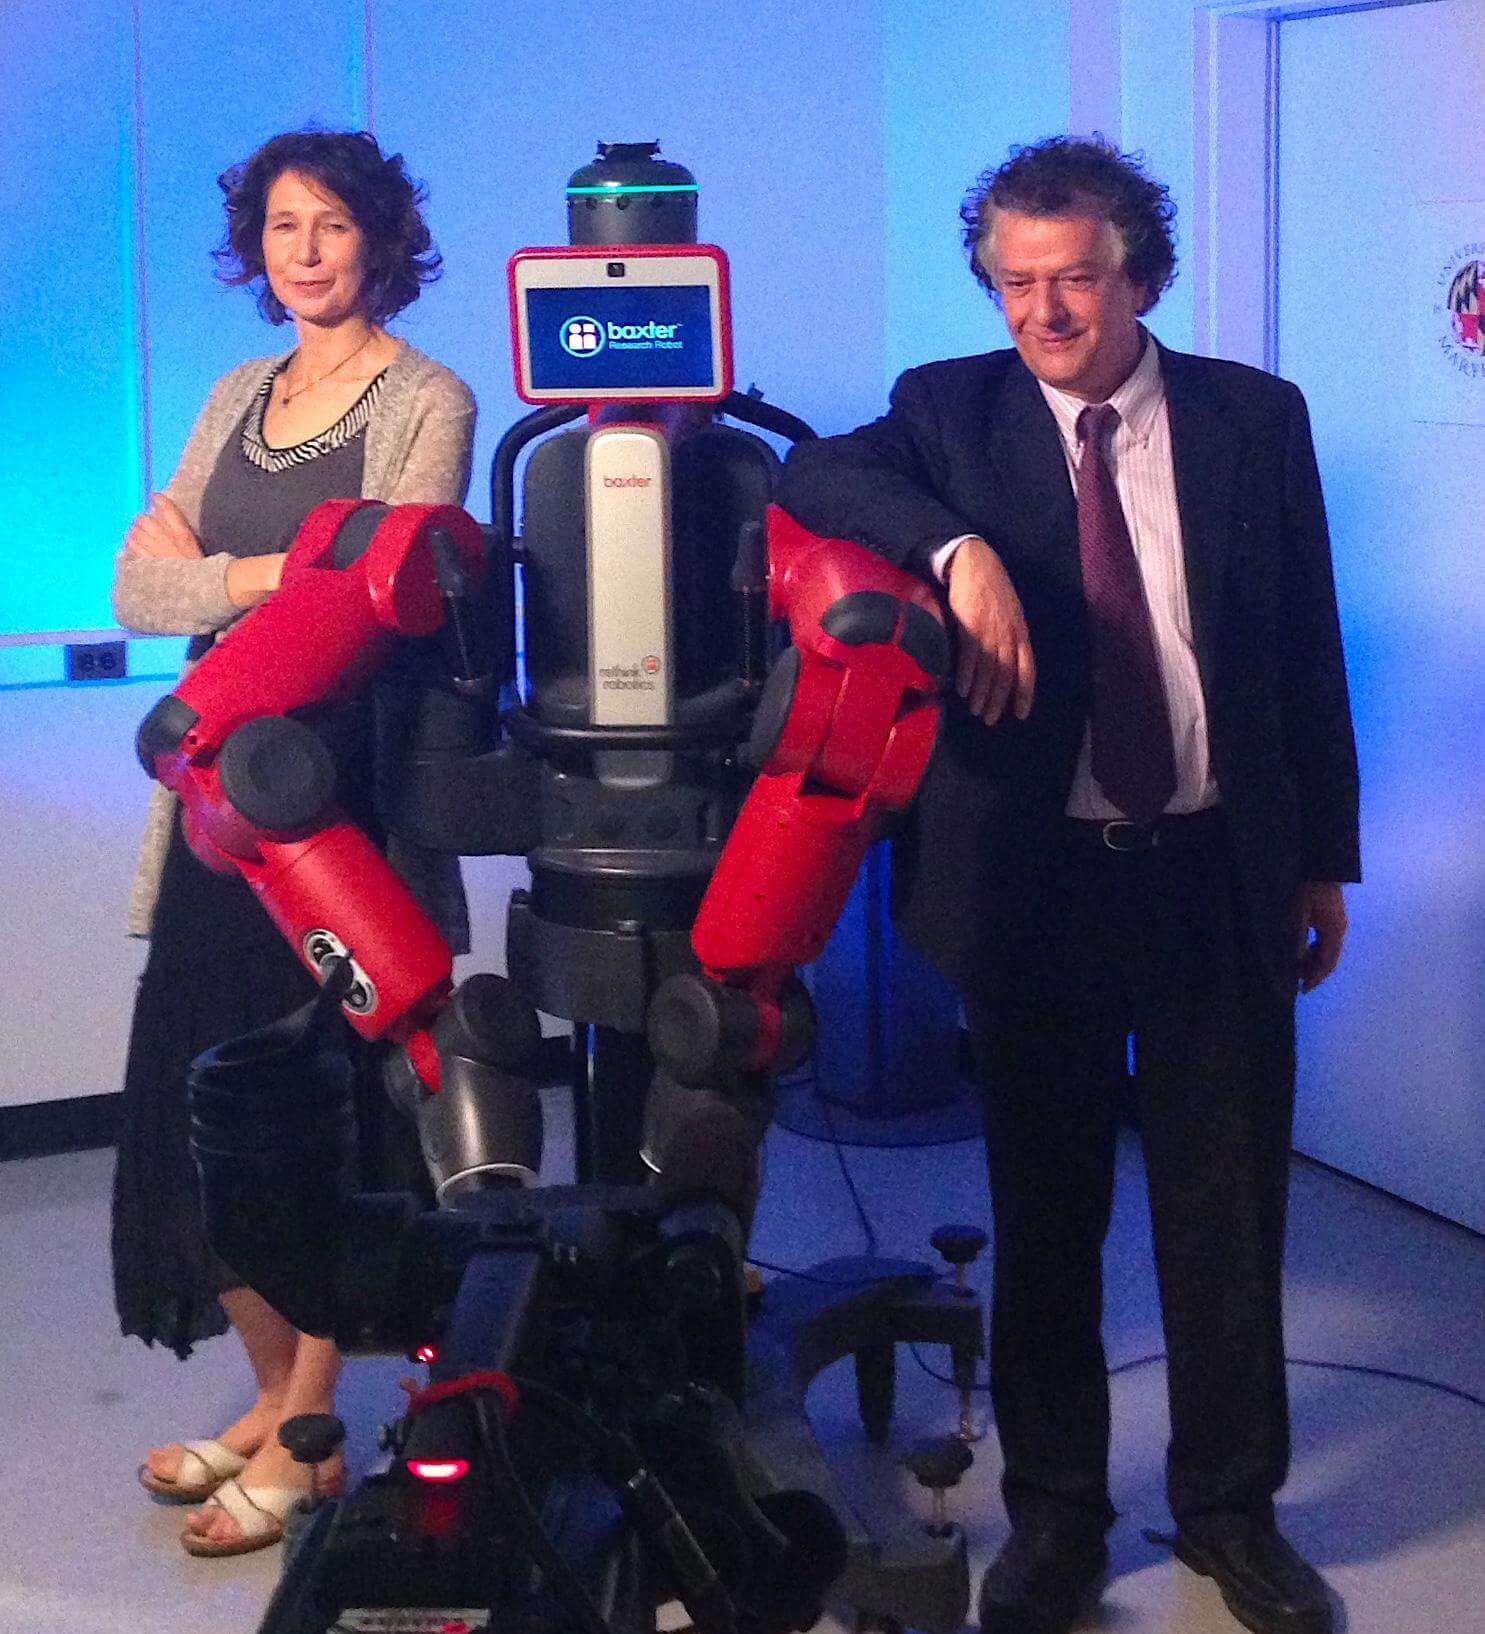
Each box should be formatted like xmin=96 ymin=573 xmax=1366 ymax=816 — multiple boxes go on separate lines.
xmin=1075 ymin=403 xmax=1176 ymax=824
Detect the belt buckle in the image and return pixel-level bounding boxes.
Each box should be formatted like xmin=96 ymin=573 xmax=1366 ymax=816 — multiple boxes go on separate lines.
xmin=1101 ymin=820 xmax=1156 ymax=852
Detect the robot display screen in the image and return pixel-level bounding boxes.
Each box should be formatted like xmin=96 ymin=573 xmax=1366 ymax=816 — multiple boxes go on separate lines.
xmin=511 ymin=247 xmax=731 ymax=402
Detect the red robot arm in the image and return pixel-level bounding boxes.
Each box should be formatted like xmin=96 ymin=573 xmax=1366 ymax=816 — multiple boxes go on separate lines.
xmin=137 ymin=499 xmax=486 ymax=1090
xmin=650 ymin=506 xmax=948 ymax=1080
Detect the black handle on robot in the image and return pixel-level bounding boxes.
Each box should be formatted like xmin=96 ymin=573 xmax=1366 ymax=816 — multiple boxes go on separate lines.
xmin=489 ymin=403 xmax=586 ymax=554
xmin=718 ymin=391 xmax=817 ymax=445
xmin=426 ymin=524 xmax=490 ymax=692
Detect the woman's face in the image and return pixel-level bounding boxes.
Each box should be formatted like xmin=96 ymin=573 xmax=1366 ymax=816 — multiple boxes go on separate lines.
xmin=261 ymin=169 xmax=368 ymax=327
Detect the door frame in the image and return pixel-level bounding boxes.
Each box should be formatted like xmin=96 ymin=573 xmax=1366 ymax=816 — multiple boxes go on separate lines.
xmin=1191 ymin=0 xmax=1445 ymax=368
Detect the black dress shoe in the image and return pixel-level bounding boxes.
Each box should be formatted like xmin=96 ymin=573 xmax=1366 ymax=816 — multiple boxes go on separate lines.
xmin=1173 ymin=1519 xmax=1333 ymax=1634
xmin=977 ymin=1529 xmax=1108 ymax=1634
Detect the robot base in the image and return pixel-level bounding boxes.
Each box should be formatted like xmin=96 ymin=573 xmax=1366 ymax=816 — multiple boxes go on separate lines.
xmin=745 ymin=1258 xmax=982 ymax=1634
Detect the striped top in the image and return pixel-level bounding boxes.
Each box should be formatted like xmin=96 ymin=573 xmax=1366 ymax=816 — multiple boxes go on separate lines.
xmin=240 ymin=362 xmax=388 ymax=473
xmin=1037 ymin=335 xmax=1220 ymax=819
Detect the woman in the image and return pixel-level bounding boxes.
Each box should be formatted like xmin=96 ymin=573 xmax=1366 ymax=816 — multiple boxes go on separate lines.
xmin=112 ymin=128 xmax=475 ymax=1558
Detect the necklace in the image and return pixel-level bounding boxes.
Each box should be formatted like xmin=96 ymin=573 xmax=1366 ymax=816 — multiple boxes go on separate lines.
xmin=278 ymin=331 xmax=378 ymax=403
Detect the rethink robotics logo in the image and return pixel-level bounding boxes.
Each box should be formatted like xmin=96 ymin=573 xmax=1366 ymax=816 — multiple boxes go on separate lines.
xmin=600 ymin=654 xmax=663 ymax=692
xmin=560 ymin=316 xmax=605 ymax=358
xmin=560 ymin=314 xmax=684 ymax=359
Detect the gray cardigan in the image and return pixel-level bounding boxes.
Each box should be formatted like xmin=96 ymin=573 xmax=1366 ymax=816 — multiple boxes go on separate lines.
xmin=117 ymin=340 xmax=477 ymax=947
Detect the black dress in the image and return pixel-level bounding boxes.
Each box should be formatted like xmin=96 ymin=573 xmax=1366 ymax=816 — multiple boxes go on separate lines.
xmin=112 ymin=367 xmax=422 ymax=1358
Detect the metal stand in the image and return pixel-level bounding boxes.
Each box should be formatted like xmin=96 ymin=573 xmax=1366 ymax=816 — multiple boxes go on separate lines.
xmin=745 ymin=1255 xmax=984 ymax=1634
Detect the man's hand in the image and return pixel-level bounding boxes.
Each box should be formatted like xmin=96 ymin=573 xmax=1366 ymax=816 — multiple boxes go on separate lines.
xmin=1298 ymin=881 xmax=1347 ymax=992
xmin=945 ymin=535 xmax=1035 ymax=724
xmin=124 ymin=493 xmax=203 ymax=560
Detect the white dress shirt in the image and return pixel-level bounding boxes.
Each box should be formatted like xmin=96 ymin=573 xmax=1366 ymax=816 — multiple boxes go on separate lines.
xmin=935 ymin=336 xmax=1219 ymax=819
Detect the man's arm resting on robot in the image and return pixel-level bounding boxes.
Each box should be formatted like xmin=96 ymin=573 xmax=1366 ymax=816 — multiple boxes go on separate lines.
xmin=649 ymin=506 xmax=949 ymax=1084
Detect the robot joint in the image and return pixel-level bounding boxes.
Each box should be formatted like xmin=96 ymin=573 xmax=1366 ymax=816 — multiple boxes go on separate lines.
xmin=135 ymin=692 xmax=201 ymax=777
xmin=647 ymin=970 xmax=814 ymax=1086
xmin=820 ymin=590 xmax=950 ymax=683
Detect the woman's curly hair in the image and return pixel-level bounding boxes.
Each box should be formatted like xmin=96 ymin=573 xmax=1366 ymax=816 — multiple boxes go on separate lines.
xmin=960 ymin=135 xmax=1177 ymax=310
xmin=214 ymin=128 xmax=442 ymax=324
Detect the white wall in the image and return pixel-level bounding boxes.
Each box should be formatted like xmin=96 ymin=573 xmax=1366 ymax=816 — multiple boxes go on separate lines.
xmin=1273 ymin=0 xmax=1485 ymax=1230
xmin=0 ymin=679 xmax=153 ymax=1107
xmin=1119 ymin=0 xmax=1204 ymax=350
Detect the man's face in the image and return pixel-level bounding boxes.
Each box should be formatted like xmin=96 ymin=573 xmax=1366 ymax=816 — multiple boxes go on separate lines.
xmin=985 ymin=210 xmax=1147 ymax=400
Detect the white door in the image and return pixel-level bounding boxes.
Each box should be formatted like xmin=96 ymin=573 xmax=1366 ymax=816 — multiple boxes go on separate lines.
xmin=1276 ymin=0 xmax=1485 ymax=1230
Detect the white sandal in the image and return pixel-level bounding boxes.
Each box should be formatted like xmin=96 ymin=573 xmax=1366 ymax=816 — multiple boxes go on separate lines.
xmin=180 ymin=1476 xmax=306 ymax=1557
xmin=138 ymin=1437 xmax=248 ymax=1503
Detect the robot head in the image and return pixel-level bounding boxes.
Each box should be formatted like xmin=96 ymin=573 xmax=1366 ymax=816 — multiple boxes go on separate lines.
xmin=567 ymin=141 xmax=698 ymax=247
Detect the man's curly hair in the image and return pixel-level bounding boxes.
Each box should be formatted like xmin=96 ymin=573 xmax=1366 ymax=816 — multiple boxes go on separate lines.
xmin=214 ymin=128 xmax=442 ymax=325
xmin=960 ymin=135 xmax=1177 ymax=311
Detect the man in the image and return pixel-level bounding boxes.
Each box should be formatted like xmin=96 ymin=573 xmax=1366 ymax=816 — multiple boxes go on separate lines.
xmin=778 ymin=137 xmax=1359 ymax=1634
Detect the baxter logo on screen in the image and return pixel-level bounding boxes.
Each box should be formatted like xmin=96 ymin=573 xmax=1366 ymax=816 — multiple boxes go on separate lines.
xmin=560 ymin=316 xmax=605 ymax=357
xmin=606 ymin=319 xmax=683 ymax=351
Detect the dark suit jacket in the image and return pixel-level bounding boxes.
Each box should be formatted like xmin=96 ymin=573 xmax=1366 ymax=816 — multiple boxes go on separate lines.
xmin=777 ymin=342 xmax=1361 ymax=993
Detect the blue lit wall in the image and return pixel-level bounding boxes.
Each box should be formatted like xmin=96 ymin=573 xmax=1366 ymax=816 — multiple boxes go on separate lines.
xmin=370 ymin=0 xmax=888 ymax=520
xmin=0 ymin=0 xmax=369 ymax=638
xmin=882 ymin=0 xmax=1071 ymax=387
xmin=3 ymin=0 xmax=1081 ymax=639
xmin=0 ymin=0 xmax=895 ymax=637
xmin=0 ymin=3 xmax=140 ymax=636
xmin=0 ymin=0 xmax=893 ymax=639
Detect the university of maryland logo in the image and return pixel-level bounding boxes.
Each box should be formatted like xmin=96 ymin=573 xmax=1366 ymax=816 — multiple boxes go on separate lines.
xmin=1446 ymin=257 xmax=1483 ymax=354
xmin=1435 ymin=241 xmax=1485 ymax=378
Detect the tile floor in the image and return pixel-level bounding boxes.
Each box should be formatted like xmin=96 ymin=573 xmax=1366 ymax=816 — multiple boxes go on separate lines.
xmin=2 ymin=1089 xmax=1482 ymax=1634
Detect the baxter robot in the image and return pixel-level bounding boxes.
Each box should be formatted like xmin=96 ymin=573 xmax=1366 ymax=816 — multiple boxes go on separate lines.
xmin=140 ymin=143 xmax=987 ymax=1634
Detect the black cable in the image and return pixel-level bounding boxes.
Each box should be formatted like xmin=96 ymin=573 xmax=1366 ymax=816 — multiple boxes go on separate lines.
xmin=905 ymin=1342 xmax=1485 ymax=1416
xmin=1103 ymin=1350 xmax=1485 ymax=1413
xmin=512 ymin=1378 xmax=741 ymax=1634
xmin=774 ymin=1055 xmax=883 ymax=1258
xmin=1288 ymin=1356 xmax=1485 ymax=1412
xmin=512 ymin=1374 xmax=617 ymax=1446
xmin=469 ymin=1392 xmax=615 ymax=1634
xmin=813 ymin=1087 xmax=882 ymax=1258
xmin=747 ymin=1255 xmax=900 ymax=1289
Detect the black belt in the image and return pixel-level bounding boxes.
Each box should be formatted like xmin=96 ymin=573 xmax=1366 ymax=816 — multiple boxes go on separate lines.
xmin=1062 ymin=807 xmax=1224 ymax=854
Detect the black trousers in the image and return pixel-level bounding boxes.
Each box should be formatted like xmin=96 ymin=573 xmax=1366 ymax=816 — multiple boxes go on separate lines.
xmin=962 ymin=809 xmax=1296 ymax=1540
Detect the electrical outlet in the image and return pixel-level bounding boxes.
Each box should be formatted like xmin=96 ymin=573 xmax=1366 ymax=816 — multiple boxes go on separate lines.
xmin=65 ymin=640 xmax=128 ymax=683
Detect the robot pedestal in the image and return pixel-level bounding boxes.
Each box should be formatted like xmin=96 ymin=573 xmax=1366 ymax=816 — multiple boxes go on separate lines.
xmin=745 ymin=1257 xmax=984 ymax=1634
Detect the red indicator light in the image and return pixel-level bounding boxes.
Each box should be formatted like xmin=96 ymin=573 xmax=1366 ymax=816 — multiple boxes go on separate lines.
xmin=414 ymin=1343 xmax=438 ymax=1364
xmin=408 ymin=1458 xmax=469 ymax=1483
